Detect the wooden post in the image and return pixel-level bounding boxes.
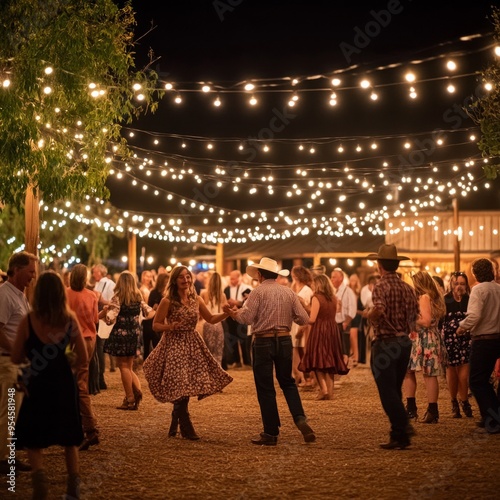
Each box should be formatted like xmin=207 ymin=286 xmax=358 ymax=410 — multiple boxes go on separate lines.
xmin=128 ymin=232 xmax=137 ymax=276
xmin=453 ymin=198 xmax=460 ymax=271
xmin=24 ymin=186 xmax=40 ymax=303
xmin=216 ymin=242 xmax=224 ymax=274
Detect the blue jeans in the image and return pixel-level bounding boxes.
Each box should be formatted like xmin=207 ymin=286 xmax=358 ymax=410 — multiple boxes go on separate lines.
xmin=371 ymin=336 xmax=412 ymax=441
xmin=469 ymin=337 xmax=500 ymax=430
xmin=252 ymin=336 xmax=306 ymax=436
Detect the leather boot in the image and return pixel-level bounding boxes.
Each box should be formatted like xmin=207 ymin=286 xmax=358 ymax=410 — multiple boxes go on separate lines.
xmin=421 ymin=403 xmax=439 ymax=424
xmin=461 ymin=399 xmax=473 ymax=418
xmin=451 ymin=399 xmax=462 ymax=418
xmin=168 ymin=401 xmax=181 ymax=437
xmin=31 ymin=469 xmax=49 ymax=500
xmin=178 ymin=398 xmax=200 ymax=440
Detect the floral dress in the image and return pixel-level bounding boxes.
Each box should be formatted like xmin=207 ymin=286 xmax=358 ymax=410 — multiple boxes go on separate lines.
xmin=408 ymin=295 xmax=447 ymax=376
xmin=442 ymin=293 xmax=470 ymax=366
xmin=143 ymin=297 xmax=233 ymax=403
xmin=103 ymin=297 xmax=152 ymax=357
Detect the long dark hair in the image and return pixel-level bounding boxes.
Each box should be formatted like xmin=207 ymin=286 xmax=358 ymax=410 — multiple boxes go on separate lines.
xmin=32 ymin=271 xmax=73 ymax=327
xmin=166 ymin=266 xmax=196 ymax=305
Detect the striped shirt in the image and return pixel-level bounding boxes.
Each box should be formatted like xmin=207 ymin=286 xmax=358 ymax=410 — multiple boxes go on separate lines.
xmin=234 ymin=280 xmax=309 ymax=334
xmin=371 ymin=272 xmax=419 ymax=337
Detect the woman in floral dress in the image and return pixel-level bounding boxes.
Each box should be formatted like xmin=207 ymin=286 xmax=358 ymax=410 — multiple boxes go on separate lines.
xmin=404 ymin=271 xmax=447 ymax=423
xmin=143 ymin=266 xmax=233 ymax=440
xmin=443 ymin=272 xmax=472 ymax=418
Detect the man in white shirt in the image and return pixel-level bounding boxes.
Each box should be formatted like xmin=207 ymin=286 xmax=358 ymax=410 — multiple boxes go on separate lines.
xmin=457 ymin=258 xmax=500 ymax=434
xmin=0 ymin=251 xmax=37 ymax=474
xmin=223 ymin=270 xmax=252 ymax=369
xmin=331 ymin=268 xmax=357 ymax=363
xmin=92 ymin=264 xmax=116 ymax=390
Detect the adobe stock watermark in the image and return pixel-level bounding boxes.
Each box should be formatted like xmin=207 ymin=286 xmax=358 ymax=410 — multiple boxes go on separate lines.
xmin=339 ymin=0 xmax=410 ymax=65
xmin=213 ymin=0 xmax=245 ymax=22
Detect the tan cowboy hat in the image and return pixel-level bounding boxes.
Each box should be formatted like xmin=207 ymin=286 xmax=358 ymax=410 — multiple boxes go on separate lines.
xmin=246 ymin=258 xmax=290 ymax=279
xmin=366 ymin=244 xmax=409 ymax=261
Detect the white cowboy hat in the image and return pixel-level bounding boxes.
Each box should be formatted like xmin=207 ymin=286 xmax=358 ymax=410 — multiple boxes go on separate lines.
xmin=246 ymin=258 xmax=290 ymax=279
xmin=366 ymin=244 xmax=409 ymax=261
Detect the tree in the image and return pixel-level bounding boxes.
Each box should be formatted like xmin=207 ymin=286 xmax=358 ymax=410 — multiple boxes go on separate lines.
xmin=466 ymin=6 xmax=500 ymax=180
xmin=0 ymin=0 xmax=162 ymax=255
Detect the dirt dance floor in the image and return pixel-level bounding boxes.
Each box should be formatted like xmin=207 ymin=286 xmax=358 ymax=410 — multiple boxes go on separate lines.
xmin=6 ymin=360 xmax=500 ymax=500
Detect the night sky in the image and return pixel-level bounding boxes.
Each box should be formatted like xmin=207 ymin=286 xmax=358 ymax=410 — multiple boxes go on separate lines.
xmin=106 ymin=0 xmax=498 ymax=262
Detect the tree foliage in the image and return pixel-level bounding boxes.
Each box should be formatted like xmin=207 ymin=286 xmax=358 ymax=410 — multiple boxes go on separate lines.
xmin=0 ymin=199 xmax=119 ymax=268
xmin=0 ymin=0 xmax=162 ymax=208
xmin=466 ymin=6 xmax=500 ymax=180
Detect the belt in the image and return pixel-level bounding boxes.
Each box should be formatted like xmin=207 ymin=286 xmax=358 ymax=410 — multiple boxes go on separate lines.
xmin=254 ymin=330 xmax=290 ymax=338
xmin=472 ymin=333 xmax=500 ymax=341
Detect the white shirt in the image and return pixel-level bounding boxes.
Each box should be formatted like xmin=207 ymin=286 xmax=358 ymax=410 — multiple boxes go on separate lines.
xmin=335 ymin=283 xmax=357 ymax=325
xmin=0 ymin=281 xmax=31 ymax=355
xmin=459 ymin=281 xmax=500 ymax=335
xmin=360 ymin=284 xmax=373 ymax=308
xmin=94 ymin=276 xmax=115 ymax=302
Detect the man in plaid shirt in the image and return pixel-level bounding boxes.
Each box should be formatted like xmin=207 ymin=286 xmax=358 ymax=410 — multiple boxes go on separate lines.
xmin=366 ymin=245 xmax=419 ymax=450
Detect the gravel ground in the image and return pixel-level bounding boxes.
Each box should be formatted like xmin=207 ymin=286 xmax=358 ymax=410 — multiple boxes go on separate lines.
xmin=4 ymin=359 xmax=500 ymax=500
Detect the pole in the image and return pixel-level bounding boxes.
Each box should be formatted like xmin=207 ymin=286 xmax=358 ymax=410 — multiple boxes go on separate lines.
xmin=452 ymin=198 xmax=460 ymax=271
xmin=128 ymin=232 xmax=137 ymax=276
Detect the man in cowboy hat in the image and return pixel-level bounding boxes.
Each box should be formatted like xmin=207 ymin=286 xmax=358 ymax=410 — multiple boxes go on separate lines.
xmin=365 ymin=244 xmax=419 ymax=450
xmin=224 ymin=257 xmax=316 ymax=446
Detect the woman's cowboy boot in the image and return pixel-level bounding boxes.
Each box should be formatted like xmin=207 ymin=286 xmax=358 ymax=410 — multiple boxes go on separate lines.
xmin=178 ymin=398 xmax=200 ymax=440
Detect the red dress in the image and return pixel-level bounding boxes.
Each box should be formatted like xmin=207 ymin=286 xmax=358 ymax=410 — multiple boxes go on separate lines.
xmin=298 ymin=293 xmax=349 ymax=375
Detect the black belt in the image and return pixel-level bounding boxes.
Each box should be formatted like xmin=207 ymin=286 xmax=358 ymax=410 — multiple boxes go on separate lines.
xmin=473 ymin=333 xmax=500 ymax=341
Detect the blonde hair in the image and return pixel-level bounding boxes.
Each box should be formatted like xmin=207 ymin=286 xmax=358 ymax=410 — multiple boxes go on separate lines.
xmin=348 ymin=273 xmax=361 ymax=295
xmin=114 ymin=271 xmax=143 ymax=305
xmin=411 ymin=271 xmax=446 ymax=320
xmin=312 ymin=274 xmax=336 ymax=303
xmin=207 ymin=272 xmax=224 ymax=312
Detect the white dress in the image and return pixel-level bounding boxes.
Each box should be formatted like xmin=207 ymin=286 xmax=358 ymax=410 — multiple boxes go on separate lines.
xmin=291 ymin=285 xmax=314 ymax=347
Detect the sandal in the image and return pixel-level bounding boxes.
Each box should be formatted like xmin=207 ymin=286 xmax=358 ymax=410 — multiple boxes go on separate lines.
xmin=116 ymin=398 xmax=136 ymax=410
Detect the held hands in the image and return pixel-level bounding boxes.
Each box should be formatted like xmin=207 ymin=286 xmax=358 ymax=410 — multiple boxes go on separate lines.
xmin=223 ymin=304 xmax=237 ymax=317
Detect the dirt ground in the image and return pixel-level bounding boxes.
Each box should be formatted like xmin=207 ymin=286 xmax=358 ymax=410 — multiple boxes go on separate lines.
xmin=4 ymin=358 xmax=500 ymax=500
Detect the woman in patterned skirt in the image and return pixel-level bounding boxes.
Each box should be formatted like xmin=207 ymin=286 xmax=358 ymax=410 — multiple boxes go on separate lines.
xmin=200 ymin=272 xmax=227 ymax=365
xmin=443 ymin=272 xmax=472 ymax=418
xmin=404 ymin=271 xmax=447 ymax=423
xmin=103 ymin=271 xmax=155 ymax=410
xmin=143 ymin=266 xmax=233 ymax=440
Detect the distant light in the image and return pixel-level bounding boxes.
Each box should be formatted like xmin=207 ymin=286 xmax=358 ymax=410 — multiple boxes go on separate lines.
xmin=331 ymin=78 xmax=341 ymax=86
xmin=201 ymin=85 xmax=211 ymax=92
xmin=447 ymin=84 xmax=455 ymax=93
xmin=446 ymin=60 xmax=457 ymax=71
xmin=405 ymin=72 xmax=416 ymax=82
xmin=249 ymin=96 xmax=257 ymax=106
xmin=244 ymin=83 xmax=255 ymax=91
xmin=360 ymin=79 xmax=370 ymax=89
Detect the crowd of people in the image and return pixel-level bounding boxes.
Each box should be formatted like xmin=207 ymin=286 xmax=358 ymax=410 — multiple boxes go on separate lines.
xmin=1 ymin=248 xmax=500 ymax=497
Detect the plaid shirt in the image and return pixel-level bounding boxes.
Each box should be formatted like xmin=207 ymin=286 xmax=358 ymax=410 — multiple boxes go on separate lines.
xmin=371 ymin=272 xmax=419 ymax=337
xmin=234 ymin=280 xmax=309 ymax=334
